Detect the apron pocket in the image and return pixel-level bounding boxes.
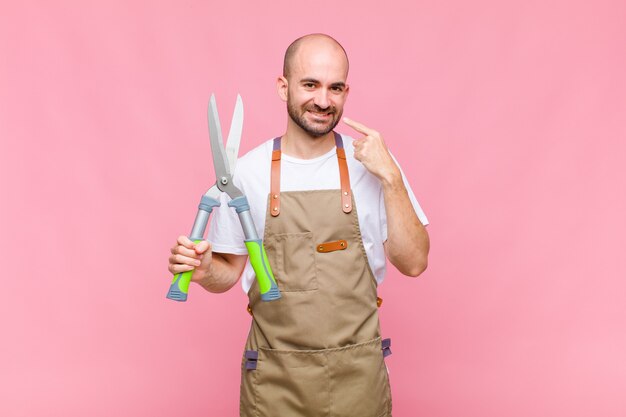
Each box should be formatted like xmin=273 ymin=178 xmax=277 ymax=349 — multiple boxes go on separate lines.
xmin=266 ymin=232 xmax=318 ymax=292
xmin=255 ymin=348 xmax=330 ymax=416
xmin=249 ymin=339 xmax=391 ymax=417
xmin=328 ymin=337 xmax=392 ymax=417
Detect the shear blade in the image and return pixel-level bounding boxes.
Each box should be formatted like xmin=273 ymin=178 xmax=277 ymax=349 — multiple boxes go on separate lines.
xmin=225 ymin=94 xmax=243 ymax=173
xmin=208 ymin=94 xmax=232 ymax=183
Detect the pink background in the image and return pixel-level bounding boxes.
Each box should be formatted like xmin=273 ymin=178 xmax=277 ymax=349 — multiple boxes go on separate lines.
xmin=2 ymin=1 xmax=625 ymax=416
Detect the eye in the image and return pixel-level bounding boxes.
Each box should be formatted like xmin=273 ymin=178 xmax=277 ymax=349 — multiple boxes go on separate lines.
xmin=303 ymin=83 xmax=315 ymax=88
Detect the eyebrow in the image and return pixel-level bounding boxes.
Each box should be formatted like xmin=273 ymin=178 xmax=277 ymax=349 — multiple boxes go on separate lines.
xmin=330 ymin=82 xmax=346 ymax=89
xmin=299 ymin=78 xmax=346 ymax=89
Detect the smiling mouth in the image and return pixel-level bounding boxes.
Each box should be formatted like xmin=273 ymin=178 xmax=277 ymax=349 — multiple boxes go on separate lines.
xmin=307 ymin=110 xmax=333 ymax=119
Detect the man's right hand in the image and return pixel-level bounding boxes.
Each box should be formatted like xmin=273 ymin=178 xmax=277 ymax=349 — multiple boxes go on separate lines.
xmin=168 ymin=235 xmax=247 ymax=293
xmin=168 ymin=235 xmax=212 ymax=284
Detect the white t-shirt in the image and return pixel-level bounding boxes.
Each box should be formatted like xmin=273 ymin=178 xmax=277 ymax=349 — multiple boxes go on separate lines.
xmin=207 ymin=133 xmax=429 ymax=294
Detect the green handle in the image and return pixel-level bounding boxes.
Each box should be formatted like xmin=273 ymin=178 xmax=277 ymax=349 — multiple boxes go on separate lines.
xmin=166 ymin=239 xmax=203 ymax=302
xmin=245 ymin=239 xmax=281 ymax=301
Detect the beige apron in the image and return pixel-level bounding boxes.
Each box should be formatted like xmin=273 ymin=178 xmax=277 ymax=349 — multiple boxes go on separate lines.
xmin=240 ymin=133 xmax=392 ymax=417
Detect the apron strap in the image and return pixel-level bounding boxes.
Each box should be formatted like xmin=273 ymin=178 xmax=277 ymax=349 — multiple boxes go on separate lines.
xmin=270 ymin=137 xmax=281 ymax=217
xmin=334 ymin=132 xmax=353 ymax=213
xmin=270 ymin=132 xmax=353 ymax=216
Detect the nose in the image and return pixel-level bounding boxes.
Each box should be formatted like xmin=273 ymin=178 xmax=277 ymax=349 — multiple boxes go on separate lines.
xmin=313 ymin=89 xmax=330 ymax=110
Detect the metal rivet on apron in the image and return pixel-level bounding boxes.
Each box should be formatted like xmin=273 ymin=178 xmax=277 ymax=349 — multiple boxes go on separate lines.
xmin=273 ymin=207 xmax=278 ymax=211
xmin=273 ymin=194 xmax=278 ymax=199
xmin=344 ymin=204 xmax=350 ymax=208
xmin=318 ymin=245 xmax=324 ymax=251
xmin=344 ymin=191 xmax=348 ymax=196
xmin=340 ymin=242 xmax=345 ymax=247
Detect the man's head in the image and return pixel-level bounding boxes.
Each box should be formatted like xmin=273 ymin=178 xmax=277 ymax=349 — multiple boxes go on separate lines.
xmin=278 ymin=34 xmax=350 ymax=138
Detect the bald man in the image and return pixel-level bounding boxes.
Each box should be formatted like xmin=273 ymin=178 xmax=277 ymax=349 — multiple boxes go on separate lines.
xmin=168 ymin=34 xmax=429 ymax=417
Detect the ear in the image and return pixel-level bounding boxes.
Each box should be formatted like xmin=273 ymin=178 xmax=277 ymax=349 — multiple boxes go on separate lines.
xmin=344 ymin=83 xmax=350 ymax=98
xmin=277 ymin=76 xmax=288 ymax=102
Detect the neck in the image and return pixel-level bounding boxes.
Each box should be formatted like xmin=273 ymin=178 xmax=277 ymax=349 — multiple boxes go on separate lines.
xmin=281 ymin=121 xmax=336 ymax=159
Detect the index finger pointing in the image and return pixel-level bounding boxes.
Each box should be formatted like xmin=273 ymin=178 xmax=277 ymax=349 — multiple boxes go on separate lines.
xmin=343 ymin=117 xmax=374 ymax=136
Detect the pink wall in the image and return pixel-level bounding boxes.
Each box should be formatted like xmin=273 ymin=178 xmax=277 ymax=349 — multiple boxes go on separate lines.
xmin=2 ymin=1 xmax=625 ymax=416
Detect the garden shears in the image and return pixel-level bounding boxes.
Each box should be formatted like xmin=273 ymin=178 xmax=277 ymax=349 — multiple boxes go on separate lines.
xmin=166 ymin=94 xmax=281 ymax=302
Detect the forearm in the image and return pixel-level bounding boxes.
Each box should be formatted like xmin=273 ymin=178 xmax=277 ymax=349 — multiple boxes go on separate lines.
xmin=341 ymin=117 xmax=429 ymax=276
xmin=197 ymin=252 xmax=246 ymax=293
xmin=382 ymin=172 xmax=430 ymax=277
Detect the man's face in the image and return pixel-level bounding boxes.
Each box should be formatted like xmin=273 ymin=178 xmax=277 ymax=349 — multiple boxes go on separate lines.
xmin=283 ymin=44 xmax=349 ymax=138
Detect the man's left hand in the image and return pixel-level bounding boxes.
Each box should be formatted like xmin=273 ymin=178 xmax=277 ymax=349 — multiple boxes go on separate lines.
xmin=343 ymin=117 xmax=401 ymax=184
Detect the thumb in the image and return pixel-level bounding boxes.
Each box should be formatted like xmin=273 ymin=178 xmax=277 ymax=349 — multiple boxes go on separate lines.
xmin=195 ymin=240 xmax=211 ymax=254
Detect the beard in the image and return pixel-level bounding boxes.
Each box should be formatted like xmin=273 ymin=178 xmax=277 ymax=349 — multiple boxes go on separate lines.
xmin=287 ymin=95 xmax=342 ymax=138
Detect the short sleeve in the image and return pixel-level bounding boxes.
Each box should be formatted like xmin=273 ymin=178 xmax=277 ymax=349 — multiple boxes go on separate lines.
xmin=207 ymin=192 xmax=248 ymax=255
